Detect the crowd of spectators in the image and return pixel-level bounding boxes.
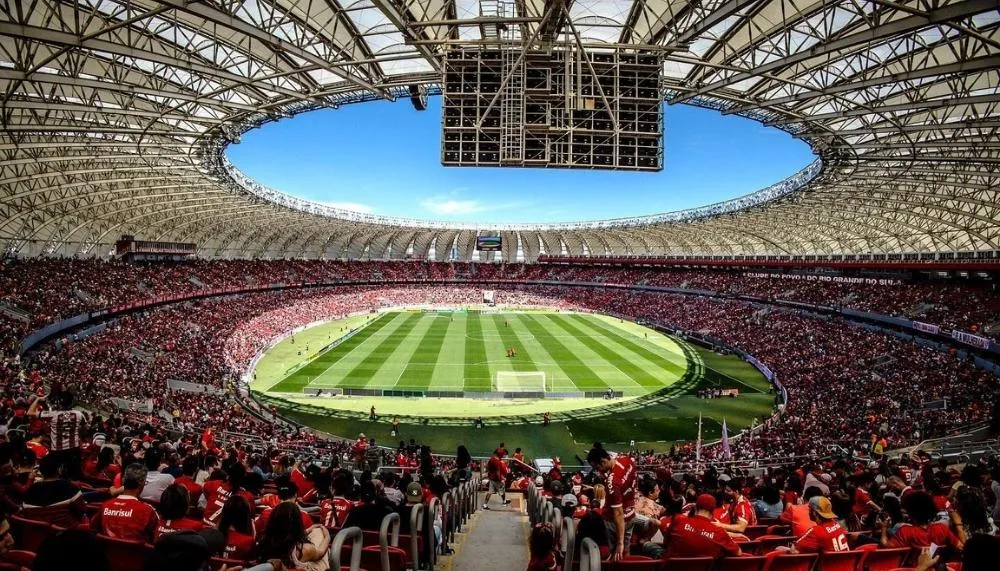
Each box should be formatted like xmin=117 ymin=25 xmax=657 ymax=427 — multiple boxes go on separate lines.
xmin=2 ymin=278 xmax=993 ymax=466
xmin=524 ymin=442 xmax=1000 ymax=571
xmin=0 ymin=259 xmax=996 ymax=347
xmin=0 ymin=258 xmax=996 ymax=569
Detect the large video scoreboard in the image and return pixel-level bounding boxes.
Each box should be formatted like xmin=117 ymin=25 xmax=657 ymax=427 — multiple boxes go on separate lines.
xmin=441 ymin=48 xmax=663 ymax=171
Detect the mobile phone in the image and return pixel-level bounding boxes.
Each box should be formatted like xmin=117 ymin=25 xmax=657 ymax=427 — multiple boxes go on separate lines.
xmin=929 ymin=543 xmax=938 ymax=557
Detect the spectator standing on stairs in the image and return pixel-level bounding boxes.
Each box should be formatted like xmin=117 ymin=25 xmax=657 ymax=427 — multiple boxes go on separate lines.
xmin=587 ymin=445 xmax=637 ymax=561
xmin=483 ymin=448 xmax=510 ymax=509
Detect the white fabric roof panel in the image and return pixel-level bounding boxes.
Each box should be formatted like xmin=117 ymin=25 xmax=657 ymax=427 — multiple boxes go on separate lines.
xmin=0 ymin=0 xmax=998 ymax=260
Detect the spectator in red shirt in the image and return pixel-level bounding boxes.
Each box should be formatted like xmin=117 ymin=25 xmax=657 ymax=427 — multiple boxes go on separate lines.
xmin=173 ymin=455 xmax=203 ymax=500
xmin=256 ymin=476 xmax=313 ymax=532
xmin=661 ymin=494 xmax=742 ymax=559
xmin=587 ymin=445 xmax=638 ymax=561
xmin=718 ymin=481 xmax=757 ymax=534
xmin=202 ymin=462 xmax=253 ymax=526
xmin=156 ymin=484 xmax=204 ymax=540
xmin=91 ymin=463 xmax=159 ymax=543
xmin=219 ymin=495 xmax=256 ymax=561
xmin=882 ymin=490 xmax=965 ymax=552
xmin=791 ymin=497 xmax=850 ymax=554
xmin=483 ymin=449 xmax=510 ymax=509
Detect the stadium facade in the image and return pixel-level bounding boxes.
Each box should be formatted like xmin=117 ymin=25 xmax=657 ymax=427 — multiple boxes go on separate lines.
xmin=0 ymin=0 xmax=998 ymax=261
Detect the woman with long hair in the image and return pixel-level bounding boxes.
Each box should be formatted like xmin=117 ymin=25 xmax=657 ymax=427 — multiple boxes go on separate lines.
xmin=219 ymin=495 xmax=256 ymax=560
xmin=156 ymin=484 xmax=203 ymax=539
xmin=257 ymin=502 xmax=330 ymax=569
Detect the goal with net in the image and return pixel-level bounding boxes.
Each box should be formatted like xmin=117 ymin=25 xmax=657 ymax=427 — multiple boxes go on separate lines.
xmin=493 ymin=371 xmax=549 ymax=393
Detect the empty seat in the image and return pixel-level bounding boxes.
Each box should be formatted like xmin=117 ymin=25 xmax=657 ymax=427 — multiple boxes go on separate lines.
xmin=819 ymin=550 xmax=864 ymax=571
xmin=663 ymin=556 xmax=716 ymax=571
xmin=9 ymin=517 xmax=51 ymax=553
xmin=97 ymin=535 xmax=152 ymax=571
xmin=719 ymin=556 xmax=767 ymax=571
xmin=763 ymin=552 xmax=818 ymax=571
xmin=857 ymin=547 xmax=911 ymax=571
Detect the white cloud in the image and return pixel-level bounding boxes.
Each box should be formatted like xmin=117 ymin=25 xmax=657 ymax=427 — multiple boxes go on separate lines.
xmin=318 ymin=201 xmax=375 ymax=214
xmin=419 ymin=190 xmax=531 ymax=218
xmin=420 ymin=197 xmax=488 ymax=216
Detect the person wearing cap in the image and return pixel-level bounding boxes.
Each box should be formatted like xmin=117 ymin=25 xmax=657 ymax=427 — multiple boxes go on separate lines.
xmin=655 ymin=493 xmax=741 ymax=559
xmin=790 ymin=497 xmax=849 ymax=554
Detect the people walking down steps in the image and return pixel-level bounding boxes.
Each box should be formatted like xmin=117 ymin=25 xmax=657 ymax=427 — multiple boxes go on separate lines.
xmin=484 ymin=448 xmax=512 ymax=509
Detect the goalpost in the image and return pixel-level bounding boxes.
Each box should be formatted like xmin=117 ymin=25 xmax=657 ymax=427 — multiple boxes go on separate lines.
xmin=493 ymin=371 xmax=549 ymax=393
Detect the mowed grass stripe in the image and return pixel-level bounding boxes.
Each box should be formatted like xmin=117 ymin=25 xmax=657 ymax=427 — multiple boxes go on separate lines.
xmin=560 ymin=316 xmax=686 ymax=382
xmin=431 ymin=313 xmax=469 ymax=391
xmin=270 ymin=313 xmax=397 ymax=392
xmin=490 ymin=315 xmax=536 ymax=372
xmin=338 ymin=312 xmax=423 ymax=387
xmin=395 ymin=315 xmax=453 ymax=391
xmin=521 ymin=314 xmax=609 ymax=391
xmin=543 ymin=314 xmax=663 ymax=390
xmin=463 ymin=312 xmax=491 ymax=392
xmin=571 ymin=315 xmax=687 ymax=375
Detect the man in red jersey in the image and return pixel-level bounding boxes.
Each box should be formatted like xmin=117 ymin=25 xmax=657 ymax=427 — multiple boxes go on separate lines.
xmin=91 ymin=463 xmax=159 ymax=543
xmin=255 ymin=476 xmax=313 ymax=532
xmin=717 ymin=481 xmax=757 ymax=534
xmin=320 ymin=470 xmax=358 ymax=528
xmin=201 ymin=463 xmax=254 ymax=526
xmin=483 ymin=449 xmax=510 ymax=509
xmin=660 ymin=494 xmax=742 ymax=559
xmin=587 ymin=446 xmax=638 ymax=560
xmin=791 ymin=497 xmax=849 ymax=554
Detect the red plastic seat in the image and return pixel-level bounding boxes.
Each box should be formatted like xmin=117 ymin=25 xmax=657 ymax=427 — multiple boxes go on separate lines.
xmin=0 ymin=563 xmax=28 ymax=571
xmin=819 ymin=550 xmax=864 ymax=571
xmin=1 ymin=551 xmax=36 ymax=568
xmin=757 ymin=537 xmax=795 ymax=554
xmin=763 ymin=552 xmax=818 ymax=571
xmin=857 ymin=548 xmax=911 ymax=571
xmin=9 ymin=516 xmax=51 ymax=553
xmin=360 ymin=544 xmax=408 ymax=571
xmin=97 ymin=535 xmax=152 ymax=571
xmin=746 ymin=526 xmax=770 ymax=540
xmin=662 ymin=557 xmax=716 ymax=571
xmin=719 ymin=556 xmax=767 ymax=571
xmin=600 ymin=557 xmax=660 ymax=570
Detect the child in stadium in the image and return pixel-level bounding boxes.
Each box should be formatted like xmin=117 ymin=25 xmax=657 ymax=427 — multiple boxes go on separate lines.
xmin=526 ymin=522 xmax=560 ymax=571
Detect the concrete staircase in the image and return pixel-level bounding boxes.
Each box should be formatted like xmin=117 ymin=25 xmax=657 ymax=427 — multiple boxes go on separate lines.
xmin=448 ymin=493 xmax=528 ymax=571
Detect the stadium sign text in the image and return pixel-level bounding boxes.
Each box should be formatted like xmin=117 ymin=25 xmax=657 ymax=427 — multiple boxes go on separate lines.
xmin=744 ymin=272 xmax=901 ymax=285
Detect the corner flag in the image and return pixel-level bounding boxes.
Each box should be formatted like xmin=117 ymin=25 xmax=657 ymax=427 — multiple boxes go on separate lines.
xmin=721 ymin=418 xmax=731 ymax=460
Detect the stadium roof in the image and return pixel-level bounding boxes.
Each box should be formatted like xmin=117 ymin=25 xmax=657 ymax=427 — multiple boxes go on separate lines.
xmin=1 ymin=0 xmax=998 ymax=261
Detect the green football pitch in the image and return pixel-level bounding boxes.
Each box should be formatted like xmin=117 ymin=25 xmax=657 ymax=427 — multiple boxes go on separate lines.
xmin=255 ymin=309 xmax=688 ymax=399
xmin=249 ymin=308 xmax=777 ymax=459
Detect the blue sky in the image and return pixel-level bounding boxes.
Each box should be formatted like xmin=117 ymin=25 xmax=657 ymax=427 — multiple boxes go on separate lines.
xmin=227 ymin=99 xmax=815 ymax=224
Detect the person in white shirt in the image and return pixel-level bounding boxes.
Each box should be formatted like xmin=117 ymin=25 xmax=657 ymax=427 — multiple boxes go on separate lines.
xmin=140 ymin=448 xmax=175 ymax=502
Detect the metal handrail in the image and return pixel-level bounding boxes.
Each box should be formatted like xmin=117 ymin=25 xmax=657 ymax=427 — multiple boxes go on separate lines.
xmin=408 ymin=503 xmax=424 ymax=571
xmin=426 ymin=496 xmax=440 ymax=568
xmin=580 ymin=537 xmax=602 ymax=571
xmin=441 ymin=491 xmax=454 ymax=546
xmin=329 ymin=526 xmax=363 ymax=571
xmin=561 ymin=517 xmax=576 ymax=571
xmin=378 ymin=512 xmax=401 ymax=571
